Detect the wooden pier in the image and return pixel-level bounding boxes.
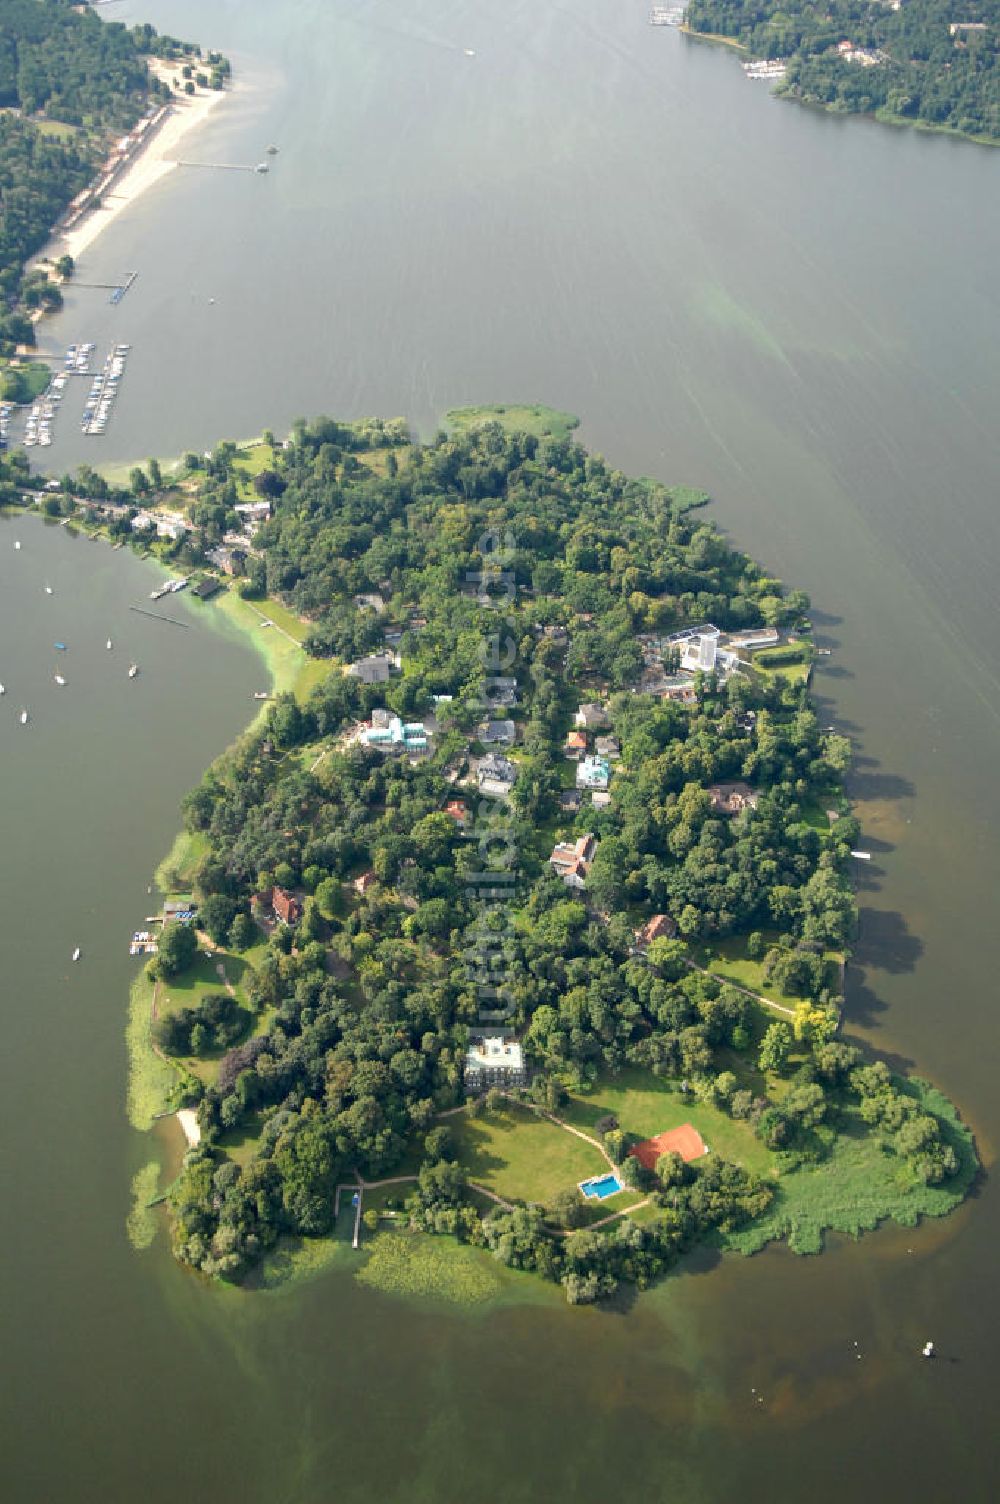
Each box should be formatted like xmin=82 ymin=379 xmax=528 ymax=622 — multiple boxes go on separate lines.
xmin=128 ymin=605 xmax=189 ymax=628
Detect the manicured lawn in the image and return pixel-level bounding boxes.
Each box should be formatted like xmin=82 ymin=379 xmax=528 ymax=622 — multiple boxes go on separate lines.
xmin=158 ymin=948 xmax=249 ymax=1012
xmin=562 ymin=1068 xmax=776 ymax=1178
xmin=451 ymin=1102 xmax=608 ymax=1206
xmin=693 ymin=935 xmax=844 ymax=1012
xmin=445 ymin=403 xmax=580 ymax=442
xmin=232 ymin=439 xmax=278 ymax=498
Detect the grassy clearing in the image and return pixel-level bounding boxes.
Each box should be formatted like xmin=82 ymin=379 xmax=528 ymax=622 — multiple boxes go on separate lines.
xmin=723 ymin=1080 xmax=978 ymax=1255
xmin=1 ymin=359 xmax=52 ymax=404
xmin=692 ymin=936 xmax=841 ymax=1011
xmin=154 ymin=830 xmax=208 ymax=892
xmin=562 ymin=1069 xmax=776 ymax=1178
xmin=126 ymin=1161 xmax=162 ymax=1249
xmin=451 ymin=1102 xmax=607 ymax=1205
xmin=206 ymin=589 xmax=329 ymax=707
xmin=356 ymin=1231 xmax=504 ymax=1306
xmin=126 ymin=970 xmax=183 ymax=1129
xmin=445 ymin=403 xmax=580 ymax=442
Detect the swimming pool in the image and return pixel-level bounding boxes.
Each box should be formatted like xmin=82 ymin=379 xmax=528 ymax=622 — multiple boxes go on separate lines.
xmin=579 ymin=1173 xmax=624 ymax=1200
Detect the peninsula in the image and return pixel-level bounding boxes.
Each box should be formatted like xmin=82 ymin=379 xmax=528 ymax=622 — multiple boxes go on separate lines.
xmin=53 ymin=410 xmax=973 ymax=1303
xmin=685 ymin=0 xmax=1000 ymax=143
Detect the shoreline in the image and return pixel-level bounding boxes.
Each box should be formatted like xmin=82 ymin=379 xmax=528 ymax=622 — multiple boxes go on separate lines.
xmin=39 ymin=65 xmax=228 ymax=271
xmin=126 ymin=580 xmax=314 ymax=1133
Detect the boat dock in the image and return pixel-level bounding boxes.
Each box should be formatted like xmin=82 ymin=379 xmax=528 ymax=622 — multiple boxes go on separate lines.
xmin=128 ymin=605 xmax=190 ymax=628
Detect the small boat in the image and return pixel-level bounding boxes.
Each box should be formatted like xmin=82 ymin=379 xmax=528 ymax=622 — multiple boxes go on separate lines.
xmin=14 ymin=540 xmax=21 ymax=550
xmin=44 ymin=585 xmax=53 ymax=595
xmin=106 ymin=639 xmax=113 ymax=650
xmin=253 ymin=691 xmax=270 ymax=700
xmin=54 ymin=674 xmax=66 ymax=686
xmin=19 ymin=709 xmax=28 ymax=725
xmin=72 ymin=947 xmax=81 ymax=962
xmin=128 ymin=663 xmax=139 ymax=679
xmin=54 ymin=642 xmax=67 ymax=651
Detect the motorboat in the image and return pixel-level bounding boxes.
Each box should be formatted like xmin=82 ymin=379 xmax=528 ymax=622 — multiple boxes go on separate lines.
xmin=54 ymin=674 xmax=66 ymax=686
xmin=128 ymin=663 xmax=139 ymax=678
xmin=72 ymin=947 xmax=81 ymax=962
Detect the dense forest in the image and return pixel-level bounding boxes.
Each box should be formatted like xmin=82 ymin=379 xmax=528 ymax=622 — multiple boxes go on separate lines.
xmin=134 ymin=418 xmax=968 ymax=1297
xmin=0 ymin=1 xmax=216 ymax=352
xmin=686 ymin=0 xmax=1000 ymax=139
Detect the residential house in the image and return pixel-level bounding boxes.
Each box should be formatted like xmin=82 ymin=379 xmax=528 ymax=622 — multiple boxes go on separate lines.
xmin=361 ymin=714 xmax=429 ymax=752
xmin=465 ymin=1037 xmax=528 ymax=1090
xmin=559 ymin=789 xmax=582 ymax=813
xmin=192 ymin=576 xmax=222 ymax=600
xmin=575 ymin=702 xmax=609 ymax=730
xmin=479 ymin=719 xmax=516 ymax=745
xmin=707 ymin=781 xmax=760 ymax=815
xmin=726 ymin=628 xmax=779 ymax=651
xmin=353 ymin=871 xmax=378 ymax=895
xmin=563 ymin=730 xmax=588 ymax=760
xmin=272 ymin=887 xmax=302 ymax=926
xmin=483 ymin=676 xmax=519 ymax=710
xmin=591 ymin=790 xmax=612 ymax=809
xmin=576 ymin=755 xmax=610 ymax=791
xmin=347 ymin=652 xmax=397 ymax=684
xmin=549 ymin=833 xmax=597 ymax=890
xmin=636 ymin=913 xmax=677 ymax=948
xmin=477 ymin=753 xmax=516 ymax=795
xmin=354 ymin=592 xmax=386 ymax=613
xmin=443 ymin=799 xmax=469 ymax=825
xmin=594 ymin=735 xmax=620 ymax=760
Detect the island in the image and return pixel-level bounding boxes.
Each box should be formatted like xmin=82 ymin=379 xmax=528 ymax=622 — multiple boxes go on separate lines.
xmin=685 ymin=0 xmax=1000 ymax=144
xmin=52 ymin=408 xmax=972 ymax=1304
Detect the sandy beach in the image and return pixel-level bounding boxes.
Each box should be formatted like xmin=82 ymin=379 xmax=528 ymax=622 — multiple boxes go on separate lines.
xmin=47 ymin=66 xmax=226 ymax=267
xmin=176 ymin=1108 xmax=202 ymax=1147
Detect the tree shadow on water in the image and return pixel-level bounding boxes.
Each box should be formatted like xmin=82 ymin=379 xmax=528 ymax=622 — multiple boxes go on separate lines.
xmin=855 ymin=907 xmax=924 ymax=975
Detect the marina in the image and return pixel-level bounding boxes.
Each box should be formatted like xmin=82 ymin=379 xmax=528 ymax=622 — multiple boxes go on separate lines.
xmin=81 ymin=344 xmax=131 ymax=437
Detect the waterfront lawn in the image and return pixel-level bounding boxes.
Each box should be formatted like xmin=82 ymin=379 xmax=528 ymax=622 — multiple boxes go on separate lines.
xmin=445 ymin=403 xmax=580 ymax=442
xmin=450 ymin=1102 xmax=608 ymax=1206
xmin=562 ymin=1068 xmax=776 ymax=1179
xmin=723 ymin=1080 xmax=978 ymax=1255
xmin=692 ymin=936 xmax=843 ymax=1010
xmin=155 ymin=829 xmax=209 ymax=891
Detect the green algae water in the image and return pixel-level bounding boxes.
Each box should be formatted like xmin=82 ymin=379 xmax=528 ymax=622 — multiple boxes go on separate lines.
xmin=6 ymin=0 xmax=1000 ymax=1499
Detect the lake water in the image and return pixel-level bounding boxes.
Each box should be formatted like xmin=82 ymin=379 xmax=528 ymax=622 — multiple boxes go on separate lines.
xmin=6 ymin=1 xmax=1000 ymax=1499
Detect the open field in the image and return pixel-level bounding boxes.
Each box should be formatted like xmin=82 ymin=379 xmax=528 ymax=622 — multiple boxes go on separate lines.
xmin=451 ymin=1101 xmax=608 ymax=1205
xmin=126 ymin=969 xmax=186 ymax=1129
xmin=445 ymin=403 xmax=580 ymax=442
xmin=562 ymin=1068 xmax=776 ymax=1178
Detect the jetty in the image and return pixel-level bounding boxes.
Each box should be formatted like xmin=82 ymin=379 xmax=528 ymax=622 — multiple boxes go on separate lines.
xmin=128 ymin=605 xmax=189 ymax=628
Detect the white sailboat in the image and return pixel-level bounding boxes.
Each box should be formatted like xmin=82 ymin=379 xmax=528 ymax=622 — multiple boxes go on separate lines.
xmin=44 ymin=584 xmax=53 ymax=595
xmin=0 ymin=683 xmax=5 ymax=695
xmin=106 ymin=638 xmax=113 ymax=650
xmin=14 ymin=540 xmax=20 ymax=550
xmin=72 ymin=947 xmax=81 ymax=962
xmin=19 ymin=709 xmax=28 ymax=725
